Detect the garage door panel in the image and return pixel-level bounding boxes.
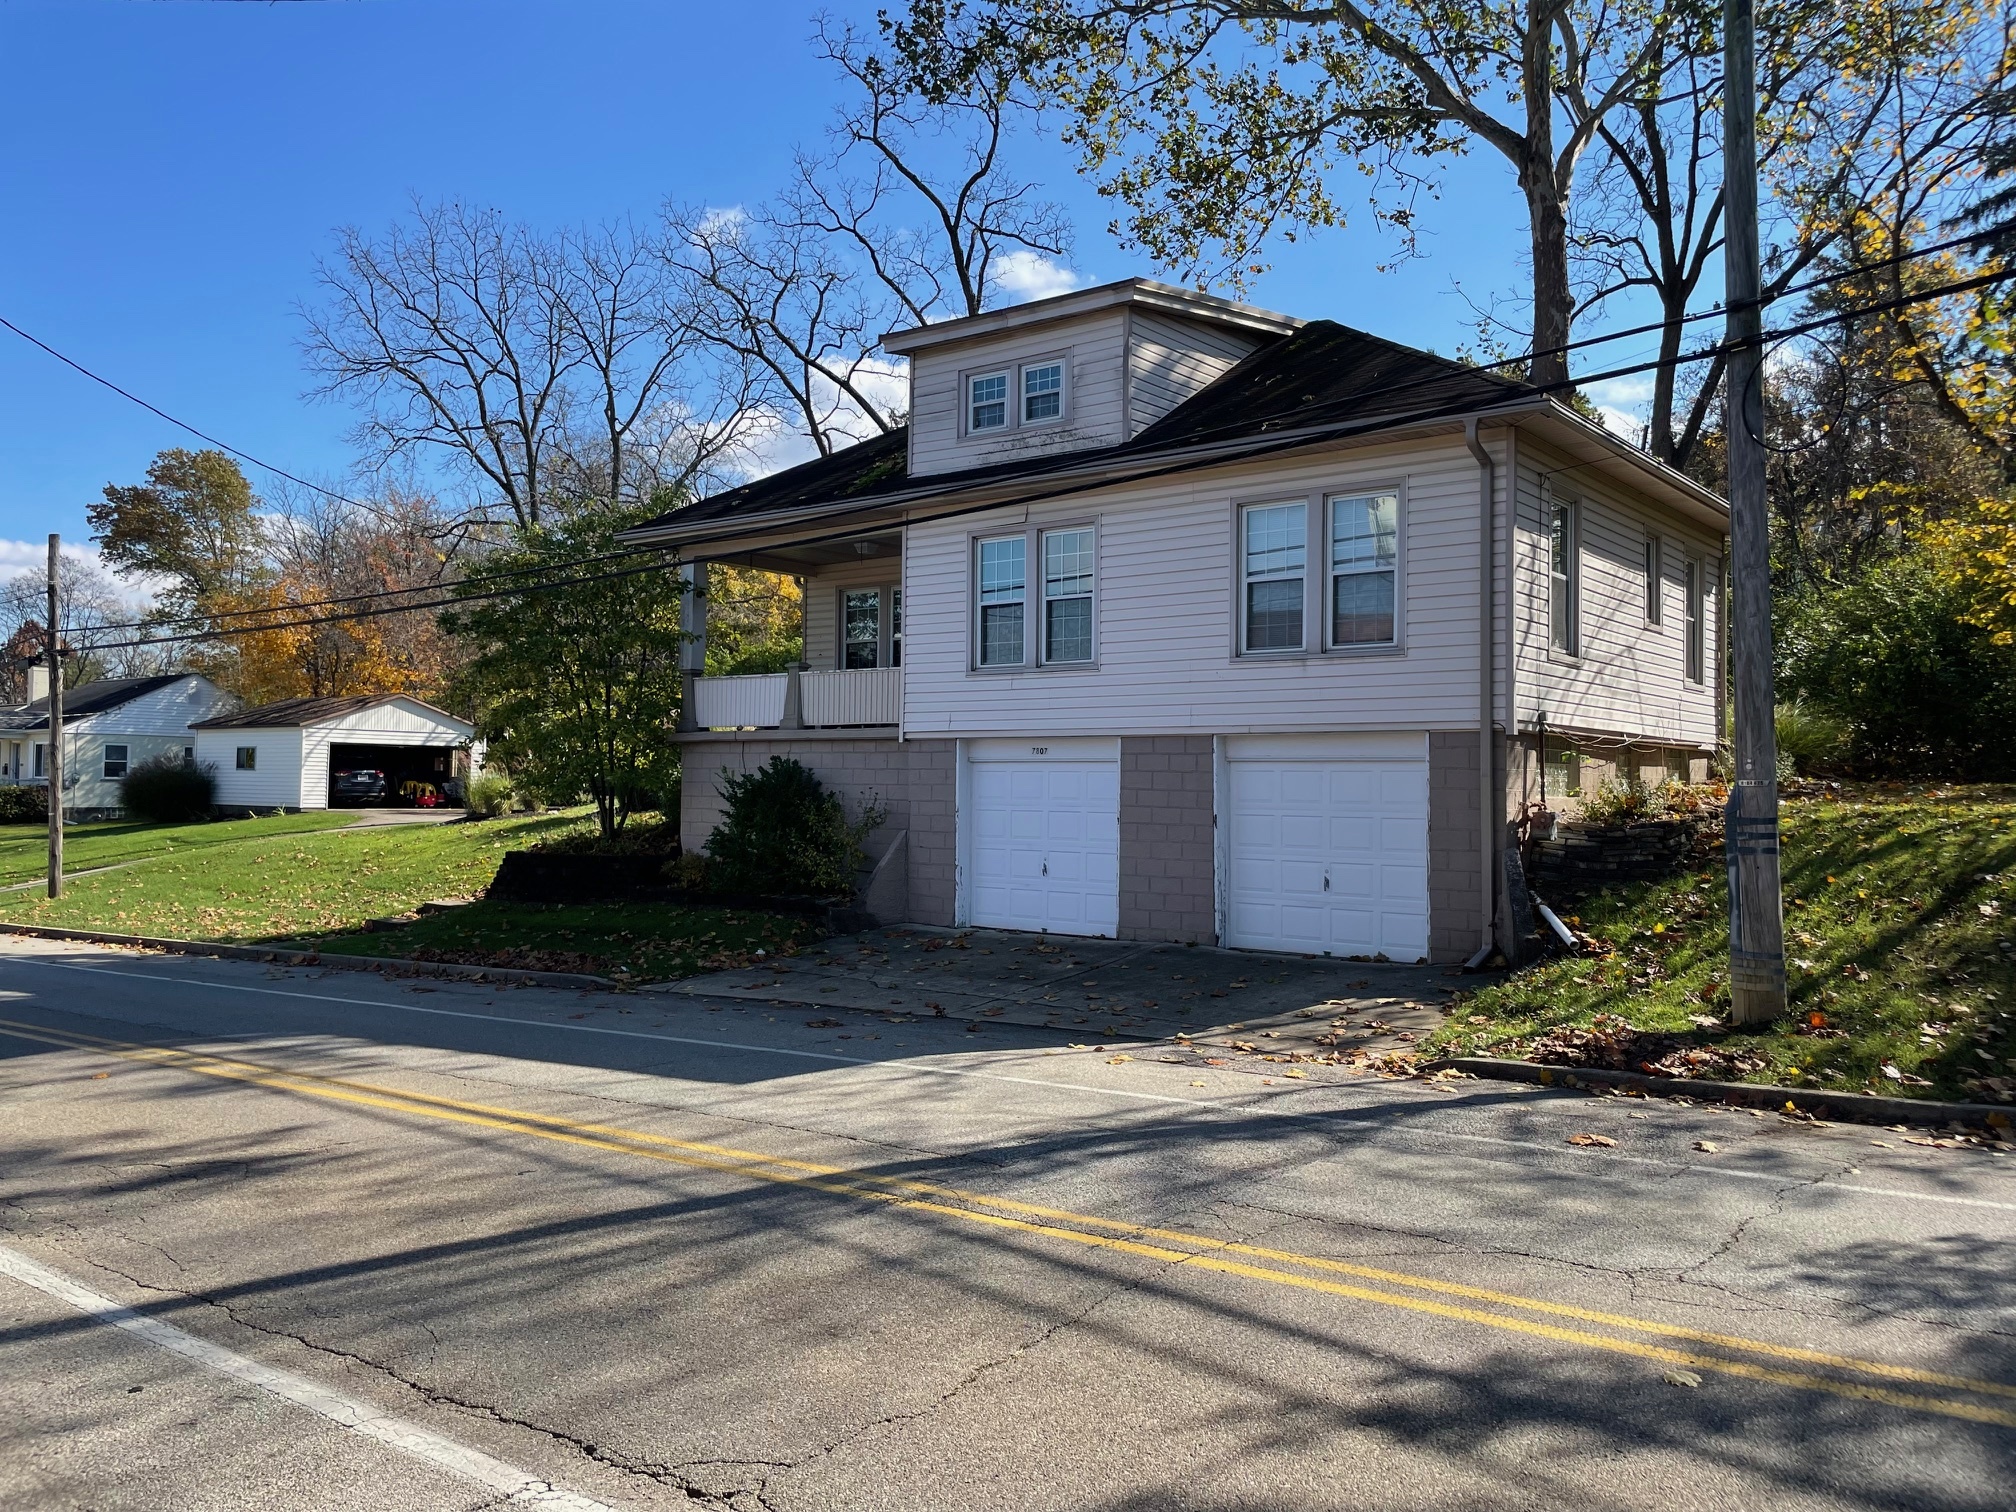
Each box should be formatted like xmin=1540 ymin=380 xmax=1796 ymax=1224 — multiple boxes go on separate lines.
xmin=968 ymin=755 xmax=1120 ymax=937
xmin=1227 ymin=749 xmax=1429 ymax=962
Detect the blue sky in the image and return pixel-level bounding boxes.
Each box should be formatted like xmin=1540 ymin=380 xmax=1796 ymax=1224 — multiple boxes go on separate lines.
xmin=0 ymin=0 xmax=1615 ymax=578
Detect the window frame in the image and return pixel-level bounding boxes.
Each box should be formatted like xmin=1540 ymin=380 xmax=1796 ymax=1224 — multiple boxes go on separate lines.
xmin=836 ymin=585 xmax=902 ymax=669
xmin=1325 ymin=488 xmax=1403 ymax=650
xmin=235 ymin=745 xmax=258 ymax=772
xmin=1236 ymin=499 xmax=1311 ymax=655
xmin=973 ymin=532 xmax=1030 ymax=669
xmin=1643 ymin=534 xmax=1664 ymax=628
xmin=102 ymin=743 xmax=129 ymax=780
xmin=1684 ymin=558 xmax=1706 ymax=684
xmin=959 ymin=353 xmax=1071 ymax=440
xmin=33 ymin=742 xmax=45 ymax=779
xmin=1549 ymin=497 xmax=1581 ymax=659
xmin=1037 ymin=524 xmax=1098 ymax=666
xmin=965 ymin=369 xmax=1010 ymax=435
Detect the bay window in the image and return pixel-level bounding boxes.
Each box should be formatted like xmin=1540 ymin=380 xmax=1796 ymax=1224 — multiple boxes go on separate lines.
xmin=1328 ymin=491 xmax=1398 ymax=645
xmin=1241 ymin=502 xmax=1306 ymax=652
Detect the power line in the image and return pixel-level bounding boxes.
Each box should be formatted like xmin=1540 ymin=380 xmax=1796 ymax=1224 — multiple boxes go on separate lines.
xmin=0 ymin=315 xmax=374 ymax=512
xmin=62 ymin=257 xmax=2016 ymax=656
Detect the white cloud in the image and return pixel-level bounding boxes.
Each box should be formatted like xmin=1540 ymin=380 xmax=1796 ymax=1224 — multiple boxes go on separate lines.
xmin=733 ymin=356 xmax=911 ymax=481
xmin=992 ymin=251 xmax=1083 ymax=305
xmin=0 ymin=540 xmax=162 ymax=610
xmin=1580 ymin=373 xmax=1654 ymax=444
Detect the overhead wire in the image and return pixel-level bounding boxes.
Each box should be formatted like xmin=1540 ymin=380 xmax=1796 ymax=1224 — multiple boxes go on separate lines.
xmin=44 ymin=237 xmax=2016 ymax=657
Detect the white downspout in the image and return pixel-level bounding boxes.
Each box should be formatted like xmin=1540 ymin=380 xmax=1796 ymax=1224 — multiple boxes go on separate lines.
xmin=1464 ymin=419 xmax=1497 ymax=967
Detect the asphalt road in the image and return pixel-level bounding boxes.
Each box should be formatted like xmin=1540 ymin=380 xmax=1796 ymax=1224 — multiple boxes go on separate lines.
xmin=1 ymin=935 xmax=2011 ymax=1512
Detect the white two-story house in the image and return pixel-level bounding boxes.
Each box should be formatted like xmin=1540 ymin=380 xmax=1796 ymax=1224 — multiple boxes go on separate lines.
xmin=622 ymin=279 xmax=1727 ymax=964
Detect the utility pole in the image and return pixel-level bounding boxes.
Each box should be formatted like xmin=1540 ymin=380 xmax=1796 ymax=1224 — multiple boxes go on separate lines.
xmin=46 ymin=533 xmax=63 ymax=900
xmin=1722 ymin=0 xmax=1786 ymax=1023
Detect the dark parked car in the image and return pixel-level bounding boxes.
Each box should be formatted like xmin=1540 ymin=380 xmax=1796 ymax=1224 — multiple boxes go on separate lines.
xmin=331 ymin=768 xmax=387 ymax=806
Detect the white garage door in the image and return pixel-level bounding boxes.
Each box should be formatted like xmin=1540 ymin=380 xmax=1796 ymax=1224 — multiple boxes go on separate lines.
xmin=966 ymin=738 xmax=1119 ymax=937
xmin=1225 ymin=733 xmax=1429 ymax=962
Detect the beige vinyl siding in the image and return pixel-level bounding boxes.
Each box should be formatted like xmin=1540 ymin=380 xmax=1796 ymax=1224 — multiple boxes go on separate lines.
xmin=802 ymin=557 xmax=903 ymax=671
xmin=907 ymin=311 xmax=1130 ymax=477
xmin=1512 ymin=440 xmax=1723 ymax=749
xmin=901 ymin=433 xmax=1512 ymax=736
xmin=1126 ymin=312 xmax=1263 ymax=436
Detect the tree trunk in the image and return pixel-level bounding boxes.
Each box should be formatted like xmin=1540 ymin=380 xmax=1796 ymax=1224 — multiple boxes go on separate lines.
xmin=1524 ymin=172 xmax=1574 ymax=391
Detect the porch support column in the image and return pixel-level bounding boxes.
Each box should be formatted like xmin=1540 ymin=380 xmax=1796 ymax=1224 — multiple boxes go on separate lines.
xmin=677 ymin=558 xmax=707 ymax=733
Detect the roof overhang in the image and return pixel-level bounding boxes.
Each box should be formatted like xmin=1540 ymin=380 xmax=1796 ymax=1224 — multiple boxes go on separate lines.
xmin=880 ymin=277 xmax=1304 ymax=356
xmin=1513 ymin=403 xmax=1729 ymax=533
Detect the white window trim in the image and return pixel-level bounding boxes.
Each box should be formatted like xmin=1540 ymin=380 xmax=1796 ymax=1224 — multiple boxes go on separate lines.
xmin=235 ymin=745 xmax=258 ymax=772
xmin=972 ymin=532 xmax=1031 ymax=670
xmin=1236 ymin=497 xmax=1309 ymax=656
xmin=839 ymin=585 xmax=900 ymax=670
xmin=102 ymin=743 xmax=129 ymax=780
xmin=1549 ymin=497 xmax=1581 ymax=660
xmin=1684 ymin=558 xmax=1706 ymax=685
xmin=959 ymin=353 xmax=1071 ymax=440
xmin=1037 ymin=523 xmax=1098 ymax=666
xmin=1324 ymin=485 xmax=1406 ymax=653
xmin=967 ymin=522 xmax=1100 ymax=672
xmin=1021 ymin=359 xmax=1067 ymax=428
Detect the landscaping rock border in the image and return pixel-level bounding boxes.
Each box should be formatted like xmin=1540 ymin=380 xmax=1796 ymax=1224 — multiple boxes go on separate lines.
xmin=1428 ymin=1054 xmax=2014 ymax=1132
xmin=0 ymin=921 xmax=616 ymax=991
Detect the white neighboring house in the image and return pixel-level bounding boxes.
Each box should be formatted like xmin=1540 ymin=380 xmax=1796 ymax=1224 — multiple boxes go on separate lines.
xmin=624 ymin=278 xmax=1731 ymax=964
xmin=192 ymin=694 xmax=476 ymax=812
xmin=0 ymin=672 xmax=236 ymax=820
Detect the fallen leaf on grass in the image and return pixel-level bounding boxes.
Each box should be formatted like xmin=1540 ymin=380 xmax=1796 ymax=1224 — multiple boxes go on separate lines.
xmin=1663 ymin=1370 xmax=1704 ymax=1389
xmin=1566 ymin=1133 xmax=1618 ymax=1148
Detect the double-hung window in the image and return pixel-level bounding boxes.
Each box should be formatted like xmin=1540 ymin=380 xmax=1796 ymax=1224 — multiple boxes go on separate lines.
xmin=976 ymin=536 xmax=1027 ymax=666
xmin=1041 ymin=528 xmax=1095 ymax=663
xmin=1022 ymin=362 xmax=1063 ymax=423
xmin=1644 ymin=536 xmax=1663 ymax=626
xmin=1329 ymin=491 xmax=1398 ymax=645
xmin=33 ymin=743 xmax=45 ymax=778
xmin=1550 ymin=500 xmax=1579 ymax=655
xmin=1684 ymin=560 xmax=1705 ymax=684
xmin=1241 ymin=502 xmax=1306 ymax=652
xmin=102 ymin=744 xmax=129 ymax=780
xmin=968 ymin=371 xmax=1009 ymax=432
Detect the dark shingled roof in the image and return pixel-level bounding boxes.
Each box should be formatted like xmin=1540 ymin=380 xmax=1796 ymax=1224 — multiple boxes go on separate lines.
xmin=192 ymin=693 xmax=469 ymax=731
xmin=626 ymin=322 xmax=1531 ymax=539
xmin=0 ymin=675 xmax=192 ymax=733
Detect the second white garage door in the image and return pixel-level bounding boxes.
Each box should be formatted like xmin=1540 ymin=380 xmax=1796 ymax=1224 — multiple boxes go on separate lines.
xmin=966 ymin=738 xmax=1119 ymax=937
xmin=1224 ymin=733 xmax=1430 ymax=962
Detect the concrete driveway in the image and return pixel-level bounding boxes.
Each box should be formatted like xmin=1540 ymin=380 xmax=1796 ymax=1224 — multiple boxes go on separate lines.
xmin=651 ymin=925 xmax=1472 ymax=1062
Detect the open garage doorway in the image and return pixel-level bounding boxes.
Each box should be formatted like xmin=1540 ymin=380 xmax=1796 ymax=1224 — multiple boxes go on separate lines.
xmin=328 ymin=742 xmax=463 ymax=809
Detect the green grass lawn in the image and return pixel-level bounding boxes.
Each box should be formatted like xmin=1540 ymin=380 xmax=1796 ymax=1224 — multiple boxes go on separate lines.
xmin=312 ymin=900 xmax=825 ymax=980
xmin=0 ymin=811 xmax=584 ymax=941
xmin=0 ymin=811 xmax=355 ymax=887
xmin=1428 ymin=785 xmax=2016 ymax=1102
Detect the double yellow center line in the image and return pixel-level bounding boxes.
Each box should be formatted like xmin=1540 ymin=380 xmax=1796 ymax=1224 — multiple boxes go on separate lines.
xmin=6 ymin=1014 xmax=2013 ymax=1430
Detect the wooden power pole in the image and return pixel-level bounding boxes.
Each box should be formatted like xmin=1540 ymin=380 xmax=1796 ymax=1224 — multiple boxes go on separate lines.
xmin=46 ymin=533 xmax=63 ymax=900
xmin=1722 ymin=0 xmax=1786 ymax=1023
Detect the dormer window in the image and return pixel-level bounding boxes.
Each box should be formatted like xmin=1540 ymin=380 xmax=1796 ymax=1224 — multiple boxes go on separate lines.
xmin=969 ymin=372 xmax=1009 ymax=431
xmin=1023 ymin=362 xmax=1064 ymax=423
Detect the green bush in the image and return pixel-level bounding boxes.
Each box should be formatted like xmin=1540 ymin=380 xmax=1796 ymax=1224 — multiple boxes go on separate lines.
xmin=1775 ymin=700 xmax=1849 ymax=777
xmin=705 ymin=757 xmax=877 ymax=898
xmin=465 ymin=770 xmax=514 ymax=818
xmin=0 ymin=785 xmax=46 ymax=824
xmin=1576 ymin=774 xmax=1682 ymax=827
xmin=119 ymin=756 xmax=216 ymax=823
xmin=1779 ymin=553 xmax=2016 ymax=778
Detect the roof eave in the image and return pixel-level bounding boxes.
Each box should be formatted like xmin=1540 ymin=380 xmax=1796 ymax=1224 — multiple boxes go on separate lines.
xmin=879 ymin=278 xmax=1303 ymax=355
xmin=1518 ymin=401 xmax=1729 ymax=530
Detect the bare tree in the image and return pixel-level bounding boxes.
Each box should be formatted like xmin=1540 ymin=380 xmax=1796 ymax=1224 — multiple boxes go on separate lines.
xmin=0 ymin=553 xmax=173 ymax=698
xmin=667 ymin=13 xmax=1074 ymax=458
xmin=302 ymin=201 xmax=765 ymax=530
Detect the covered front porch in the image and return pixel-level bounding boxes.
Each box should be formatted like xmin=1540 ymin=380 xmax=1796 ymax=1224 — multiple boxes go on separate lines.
xmin=689 ymin=665 xmax=901 ymax=732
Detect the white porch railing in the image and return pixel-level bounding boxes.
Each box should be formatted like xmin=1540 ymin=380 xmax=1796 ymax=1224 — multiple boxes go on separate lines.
xmin=692 ymin=674 xmax=788 ymax=730
xmin=690 ymin=667 xmax=900 ymax=731
xmin=801 ymin=666 xmax=902 ymax=727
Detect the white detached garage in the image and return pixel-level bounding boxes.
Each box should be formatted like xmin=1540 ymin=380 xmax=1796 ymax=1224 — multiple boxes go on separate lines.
xmin=193 ymin=695 xmax=476 ymax=812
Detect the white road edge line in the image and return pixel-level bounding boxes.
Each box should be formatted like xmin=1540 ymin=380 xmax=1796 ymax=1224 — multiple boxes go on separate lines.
xmin=10 ymin=952 xmax=2016 ymax=1215
xmin=0 ymin=1243 xmax=619 ymax=1511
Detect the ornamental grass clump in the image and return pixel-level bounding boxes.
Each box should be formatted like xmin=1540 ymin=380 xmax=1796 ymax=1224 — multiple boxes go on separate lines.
xmin=705 ymin=757 xmax=878 ymax=899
